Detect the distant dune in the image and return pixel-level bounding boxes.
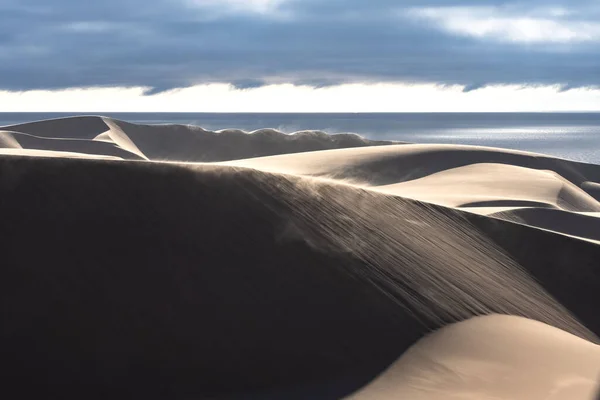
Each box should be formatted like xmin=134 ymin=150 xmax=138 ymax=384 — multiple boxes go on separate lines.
xmin=225 ymin=144 xmax=600 ymax=243
xmin=0 ymin=116 xmax=598 ymax=399
xmin=1 ymin=116 xmax=395 ymax=162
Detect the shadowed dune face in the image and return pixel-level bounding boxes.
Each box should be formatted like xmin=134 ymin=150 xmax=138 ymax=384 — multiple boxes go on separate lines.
xmin=0 ymin=157 xmax=420 ymax=399
xmin=0 ymin=156 xmax=599 ymax=399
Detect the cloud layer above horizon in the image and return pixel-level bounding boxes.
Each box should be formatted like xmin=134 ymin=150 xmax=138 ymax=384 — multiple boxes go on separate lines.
xmin=1 ymin=0 xmax=600 ymax=94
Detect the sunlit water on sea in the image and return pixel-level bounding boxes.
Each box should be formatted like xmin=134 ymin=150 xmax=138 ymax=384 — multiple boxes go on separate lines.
xmin=1 ymin=113 xmax=599 ymax=164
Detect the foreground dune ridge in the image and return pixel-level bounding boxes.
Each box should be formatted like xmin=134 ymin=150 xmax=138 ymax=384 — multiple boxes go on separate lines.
xmin=3 ymin=148 xmax=592 ymax=343
xmin=0 ymin=155 xmax=597 ymax=398
xmin=348 ymin=315 xmax=600 ymax=400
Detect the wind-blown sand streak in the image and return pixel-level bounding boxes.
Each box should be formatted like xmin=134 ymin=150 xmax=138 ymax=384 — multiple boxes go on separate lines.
xmin=236 ymin=168 xmax=594 ymax=339
xmin=226 ymin=143 xmax=600 ymax=243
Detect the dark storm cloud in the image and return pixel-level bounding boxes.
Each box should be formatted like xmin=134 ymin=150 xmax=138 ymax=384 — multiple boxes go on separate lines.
xmin=1 ymin=0 xmax=600 ymax=92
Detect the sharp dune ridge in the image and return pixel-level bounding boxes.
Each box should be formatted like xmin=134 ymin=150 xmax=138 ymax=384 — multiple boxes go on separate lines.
xmin=1 ymin=116 xmax=395 ymax=162
xmin=230 ymin=166 xmax=594 ymax=338
xmin=0 ymin=116 xmax=599 ymax=399
xmin=0 ymin=130 xmax=146 ymax=160
xmin=224 ymin=144 xmax=600 ymax=243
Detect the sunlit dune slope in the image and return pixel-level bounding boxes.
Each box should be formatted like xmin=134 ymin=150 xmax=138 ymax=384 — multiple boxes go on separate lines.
xmin=348 ymin=315 xmax=600 ymax=400
xmin=227 ymin=144 xmax=600 ymax=242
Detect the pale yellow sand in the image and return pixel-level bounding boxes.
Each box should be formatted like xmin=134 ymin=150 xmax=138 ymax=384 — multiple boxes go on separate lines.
xmin=375 ymin=163 xmax=599 ymax=210
xmin=0 ymin=130 xmax=143 ymax=160
xmin=0 ymin=148 xmax=123 ymax=160
xmin=226 ymin=144 xmax=600 ymax=242
xmin=347 ymin=314 xmax=600 ymax=400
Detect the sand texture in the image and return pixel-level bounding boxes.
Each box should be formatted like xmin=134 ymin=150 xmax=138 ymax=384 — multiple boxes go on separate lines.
xmin=0 ymin=116 xmax=598 ymax=399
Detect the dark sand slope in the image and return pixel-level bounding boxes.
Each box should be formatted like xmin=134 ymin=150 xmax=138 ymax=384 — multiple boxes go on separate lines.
xmin=0 ymin=155 xmax=599 ymax=399
xmin=1 ymin=116 xmax=395 ymax=162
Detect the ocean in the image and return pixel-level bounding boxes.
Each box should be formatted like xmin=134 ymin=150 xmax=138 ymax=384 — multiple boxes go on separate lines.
xmin=1 ymin=112 xmax=600 ymax=164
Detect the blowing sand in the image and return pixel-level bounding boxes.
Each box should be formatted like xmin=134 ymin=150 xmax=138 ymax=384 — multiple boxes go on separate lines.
xmin=225 ymin=143 xmax=600 ymax=243
xmin=0 ymin=116 xmax=598 ymax=399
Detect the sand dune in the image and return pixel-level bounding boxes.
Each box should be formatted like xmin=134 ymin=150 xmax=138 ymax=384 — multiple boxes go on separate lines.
xmin=376 ymin=163 xmax=600 ymax=211
xmin=2 ymin=115 xmax=111 ymax=139
xmin=0 ymin=131 xmax=23 ymax=148
xmin=1 ymin=116 xmax=394 ymax=162
xmin=0 ymin=116 xmax=599 ymax=399
xmin=0 ymin=130 xmax=145 ymax=160
xmin=348 ymin=315 xmax=600 ymax=400
xmin=224 ymin=142 xmax=600 ymax=185
xmin=0 ymin=147 xmax=123 ymax=160
xmin=490 ymin=208 xmax=600 ymax=244
xmin=0 ymin=156 xmax=598 ymax=399
xmin=226 ymin=144 xmax=600 ymax=242
xmin=583 ymin=181 xmax=600 ymax=201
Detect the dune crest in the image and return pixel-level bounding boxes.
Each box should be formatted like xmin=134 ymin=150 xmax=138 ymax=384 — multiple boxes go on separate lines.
xmin=1 ymin=116 xmax=395 ymax=162
xmin=227 ymin=144 xmax=600 ymax=243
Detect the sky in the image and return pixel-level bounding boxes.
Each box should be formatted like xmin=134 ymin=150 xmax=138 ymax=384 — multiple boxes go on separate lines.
xmin=1 ymin=0 xmax=600 ymax=112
